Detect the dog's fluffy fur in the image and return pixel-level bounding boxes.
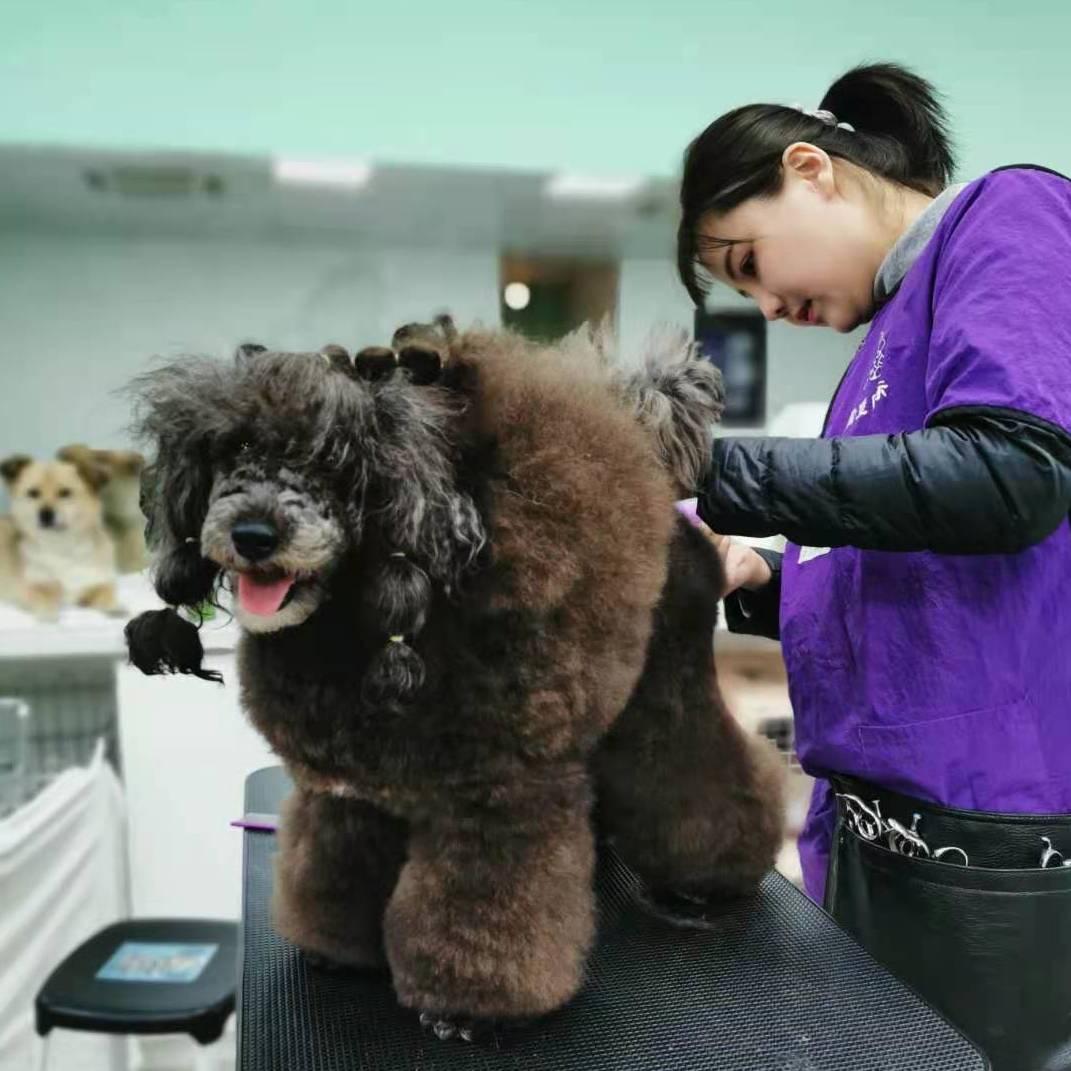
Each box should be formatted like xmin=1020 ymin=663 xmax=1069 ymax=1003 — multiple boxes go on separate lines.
xmin=126 ymin=321 xmax=785 ymax=1025
xmin=0 ymin=455 xmax=124 ymax=620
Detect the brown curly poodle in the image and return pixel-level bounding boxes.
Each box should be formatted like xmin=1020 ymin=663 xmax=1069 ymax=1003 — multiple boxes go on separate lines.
xmin=125 ymin=317 xmax=785 ymax=1032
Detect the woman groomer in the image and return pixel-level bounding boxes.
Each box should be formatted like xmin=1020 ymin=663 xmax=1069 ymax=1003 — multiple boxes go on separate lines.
xmin=679 ymin=62 xmax=1071 ymax=1070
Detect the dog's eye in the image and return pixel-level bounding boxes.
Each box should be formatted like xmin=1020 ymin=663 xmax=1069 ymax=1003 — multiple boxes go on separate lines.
xmin=57 ymin=488 xmax=72 ymax=499
xmin=27 ymin=488 xmax=41 ymax=499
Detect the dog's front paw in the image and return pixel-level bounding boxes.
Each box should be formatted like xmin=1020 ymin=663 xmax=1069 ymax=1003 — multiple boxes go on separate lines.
xmin=418 ymin=1011 xmax=529 ymax=1044
xmin=419 ymin=1011 xmax=482 ymax=1043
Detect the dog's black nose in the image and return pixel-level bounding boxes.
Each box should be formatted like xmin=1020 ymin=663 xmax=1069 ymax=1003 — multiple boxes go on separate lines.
xmin=39 ymin=507 xmax=55 ymax=528
xmin=231 ymin=520 xmax=279 ymax=562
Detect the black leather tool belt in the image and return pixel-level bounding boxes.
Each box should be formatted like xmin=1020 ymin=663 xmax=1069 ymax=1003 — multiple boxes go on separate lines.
xmin=826 ymin=773 xmax=1071 ymax=1071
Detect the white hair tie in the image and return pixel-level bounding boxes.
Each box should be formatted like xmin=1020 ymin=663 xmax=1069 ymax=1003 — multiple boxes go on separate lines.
xmin=790 ymin=102 xmax=855 ymax=133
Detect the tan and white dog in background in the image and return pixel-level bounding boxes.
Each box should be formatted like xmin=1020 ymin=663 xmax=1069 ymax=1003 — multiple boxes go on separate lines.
xmin=0 ymin=455 xmax=124 ymax=621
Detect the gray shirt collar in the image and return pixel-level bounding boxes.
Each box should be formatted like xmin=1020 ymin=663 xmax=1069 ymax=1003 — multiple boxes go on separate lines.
xmin=873 ymin=182 xmax=969 ymax=303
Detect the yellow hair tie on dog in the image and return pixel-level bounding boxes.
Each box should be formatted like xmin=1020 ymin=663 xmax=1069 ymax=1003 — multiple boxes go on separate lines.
xmin=388 ymin=635 xmax=405 ymax=644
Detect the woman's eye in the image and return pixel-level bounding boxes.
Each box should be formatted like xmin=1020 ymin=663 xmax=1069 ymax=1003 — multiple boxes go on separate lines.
xmin=741 ymin=251 xmax=756 ymax=277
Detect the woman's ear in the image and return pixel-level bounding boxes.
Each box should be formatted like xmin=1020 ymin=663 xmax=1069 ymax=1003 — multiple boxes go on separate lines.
xmin=781 ymin=141 xmax=836 ymax=197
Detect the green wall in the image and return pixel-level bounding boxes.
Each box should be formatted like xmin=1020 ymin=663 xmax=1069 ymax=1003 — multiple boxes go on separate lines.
xmin=3 ymin=0 xmax=1068 ymax=179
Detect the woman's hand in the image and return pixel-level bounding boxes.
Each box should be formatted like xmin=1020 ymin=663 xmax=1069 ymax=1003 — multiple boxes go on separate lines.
xmin=698 ymin=529 xmax=773 ymax=598
xmin=675 ymin=498 xmax=773 ymax=597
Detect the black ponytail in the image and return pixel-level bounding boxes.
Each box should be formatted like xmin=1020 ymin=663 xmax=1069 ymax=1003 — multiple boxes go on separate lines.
xmin=820 ymin=63 xmax=955 ymax=196
xmin=678 ymin=62 xmax=956 ymax=304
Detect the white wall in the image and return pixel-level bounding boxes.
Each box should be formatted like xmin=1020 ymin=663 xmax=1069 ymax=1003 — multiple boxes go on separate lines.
xmin=0 ymin=229 xmax=501 ymax=459
xmin=4 ymin=1 xmax=1069 ymax=184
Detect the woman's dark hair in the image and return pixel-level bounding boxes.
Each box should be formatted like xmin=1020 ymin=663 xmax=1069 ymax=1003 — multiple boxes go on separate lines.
xmin=677 ymin=62 xmax=956 ymax=304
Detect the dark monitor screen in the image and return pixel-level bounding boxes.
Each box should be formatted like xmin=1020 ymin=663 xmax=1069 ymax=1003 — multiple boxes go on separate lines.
xmin=694 ymin=309 xmax=767 ymax=427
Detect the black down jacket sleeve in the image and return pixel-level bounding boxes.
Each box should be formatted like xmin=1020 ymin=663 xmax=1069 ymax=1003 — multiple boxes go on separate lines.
xmin=697 ymin=407 xmax=1071 ymax=555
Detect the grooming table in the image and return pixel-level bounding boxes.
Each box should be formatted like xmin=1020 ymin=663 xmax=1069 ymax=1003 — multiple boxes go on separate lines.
xmin=238 ymin=766 xmax=988 ymax=1070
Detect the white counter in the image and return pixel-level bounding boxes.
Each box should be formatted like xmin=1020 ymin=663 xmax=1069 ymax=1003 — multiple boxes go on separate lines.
xmin=0 ymin=573 xmax=240 ymax=661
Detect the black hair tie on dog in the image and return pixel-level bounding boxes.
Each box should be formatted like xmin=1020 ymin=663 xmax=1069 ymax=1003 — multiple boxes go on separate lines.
xmin=354 ymin=346 xmax=398 ymax=383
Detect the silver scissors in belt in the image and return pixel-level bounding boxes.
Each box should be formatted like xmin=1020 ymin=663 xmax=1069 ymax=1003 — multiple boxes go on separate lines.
xmin=836 ymin=793 xmax=970 ymax=866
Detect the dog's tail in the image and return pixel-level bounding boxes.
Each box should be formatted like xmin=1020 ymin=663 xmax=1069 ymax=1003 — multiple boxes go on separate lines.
xmin=562 ymin=323 xmax=725 ymax=493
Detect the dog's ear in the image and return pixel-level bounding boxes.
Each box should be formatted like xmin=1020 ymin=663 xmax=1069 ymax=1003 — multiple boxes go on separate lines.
xmin=56 ymin=443 xmax=93 ymax=465
xmin=0 ymin=454 xmax=32 ymax=485
xmin=123 ymin=358 xmax=233 ymax=685
xmin=102 ymin=449 xmax=145 ymax=478
xmin=368 ymin=385 xmax=485 ymax=586
xmin=58 ymin=442 xmax=145 ymax=482
xmin=140 ymin=456 xmax=220 ymax=609
xmin=360 ymin=380 xmax=484 ymax=710
xmin=128 ymin=361 xmax=224 ymax=613
xmin=129 ymin=458 xmax=219 ymax=682
xmin=70 ymin=455 xmax=112 ymax=492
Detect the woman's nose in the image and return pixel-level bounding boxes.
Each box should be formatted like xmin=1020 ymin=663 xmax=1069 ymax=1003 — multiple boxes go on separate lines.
xmin=756 ymin=292 xmax=787 ymax=322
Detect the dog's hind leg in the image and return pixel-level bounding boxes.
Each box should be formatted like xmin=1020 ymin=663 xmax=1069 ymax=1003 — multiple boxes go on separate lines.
xmin=272 ymin=786 xmax=408 ymax=970
xmin=594 ymin=522 xmax=785 ymax=904
xmin=383 ymin=775 xmax=596 ymax=1028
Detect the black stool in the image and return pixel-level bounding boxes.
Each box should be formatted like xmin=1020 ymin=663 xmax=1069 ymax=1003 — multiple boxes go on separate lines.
xmin=35 ymin=918 xmax=238 ymax=1070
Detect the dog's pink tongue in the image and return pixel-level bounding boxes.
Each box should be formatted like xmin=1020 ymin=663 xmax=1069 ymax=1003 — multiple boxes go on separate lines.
xmin=237 ymin=573 xmax=294 ymax=616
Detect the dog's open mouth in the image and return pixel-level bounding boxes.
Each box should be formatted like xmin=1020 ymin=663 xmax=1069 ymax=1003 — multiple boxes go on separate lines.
xmin=236 ymin=572 xmax=299 ymax=616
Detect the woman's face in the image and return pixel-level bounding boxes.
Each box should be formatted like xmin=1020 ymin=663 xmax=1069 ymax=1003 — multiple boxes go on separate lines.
xmin=698 ymin=145 xmax=899 ymax=333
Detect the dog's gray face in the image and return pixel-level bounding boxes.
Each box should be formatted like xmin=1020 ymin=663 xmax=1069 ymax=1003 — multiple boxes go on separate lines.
xmin=132 ymin=345 xmax=485 ymax=648
xmin=199 ymin=455 xmax=347 ymax=633
xmin=190 ymin=449 xmax=344 ymax=625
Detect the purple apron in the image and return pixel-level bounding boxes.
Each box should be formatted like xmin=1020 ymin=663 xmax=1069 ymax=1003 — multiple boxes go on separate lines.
xmin=783 ymin=168 xmax=1071 ymax=902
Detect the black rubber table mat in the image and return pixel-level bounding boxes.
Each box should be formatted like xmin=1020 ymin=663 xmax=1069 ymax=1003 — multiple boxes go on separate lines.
xmin=239 ymin=766 xmax=988 ymax=1070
